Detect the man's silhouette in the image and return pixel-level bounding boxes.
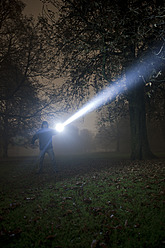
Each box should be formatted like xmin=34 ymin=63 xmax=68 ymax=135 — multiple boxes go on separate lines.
xmin=31 ymin=121 xmax=58 ymax=173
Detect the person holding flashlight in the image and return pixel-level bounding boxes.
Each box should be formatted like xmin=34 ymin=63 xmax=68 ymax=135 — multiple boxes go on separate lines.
xmin=31 ymin=121 xmax=58 ymax=174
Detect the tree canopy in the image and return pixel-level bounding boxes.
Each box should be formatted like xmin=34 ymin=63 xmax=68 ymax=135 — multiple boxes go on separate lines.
xmin=42 ymin=0 xmax=165 ymax=159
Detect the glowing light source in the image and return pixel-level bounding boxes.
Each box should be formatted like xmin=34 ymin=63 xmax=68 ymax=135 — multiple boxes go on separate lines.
xmin=55 ymin=123 xmax=64 ymax=132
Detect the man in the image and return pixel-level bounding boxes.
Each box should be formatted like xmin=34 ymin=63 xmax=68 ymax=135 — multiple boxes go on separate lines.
xmin=31 ymin=121 xmax=58 ymax=173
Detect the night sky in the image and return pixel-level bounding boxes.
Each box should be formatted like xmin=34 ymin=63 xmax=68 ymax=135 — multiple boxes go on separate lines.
xmin=23 ymin=0 xmax=42 ymax=16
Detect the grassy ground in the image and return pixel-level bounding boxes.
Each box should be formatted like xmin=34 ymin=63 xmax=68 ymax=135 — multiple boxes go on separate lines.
xmin=0 ymin=153 xmax=165 ymax=248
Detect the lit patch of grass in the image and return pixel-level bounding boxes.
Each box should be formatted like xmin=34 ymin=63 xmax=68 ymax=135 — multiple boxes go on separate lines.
xmin=0 ymin=157 xmax=164 ymax=247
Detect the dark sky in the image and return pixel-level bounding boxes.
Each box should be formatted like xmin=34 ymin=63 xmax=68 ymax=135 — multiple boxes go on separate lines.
xmin=22 ymin=0 xmax=43 ymax=16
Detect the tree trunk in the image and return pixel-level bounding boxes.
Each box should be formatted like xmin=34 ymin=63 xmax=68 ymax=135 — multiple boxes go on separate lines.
xmin=128 ymin=80 xmax=156 ymax=160
xmin=2 ymin=138 xmax=8 ymax=158
xmin=115 ymin=122 xmax=120 ymax=153
xmin=116 ymin=137 xmax=120 ymax=153
xmin=2 ymin=118 xmax=9 ymax=158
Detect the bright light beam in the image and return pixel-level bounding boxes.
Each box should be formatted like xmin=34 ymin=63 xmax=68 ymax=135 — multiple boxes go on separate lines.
xmin=63 ymin=81 xmax=123 ymax=127
xmin=60 ymin=52 xmax=162 ymax=128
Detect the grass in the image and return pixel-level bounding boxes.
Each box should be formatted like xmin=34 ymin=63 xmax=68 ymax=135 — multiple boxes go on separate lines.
xmin=0 ymin=154 xmax=165 ymax=247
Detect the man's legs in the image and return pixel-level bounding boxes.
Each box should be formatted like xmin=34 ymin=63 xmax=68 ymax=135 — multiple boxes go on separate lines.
xmin=47 ymin=148 xmax=58 ymax=172
xmin=38 ymin=149 xmax=45 ymax=173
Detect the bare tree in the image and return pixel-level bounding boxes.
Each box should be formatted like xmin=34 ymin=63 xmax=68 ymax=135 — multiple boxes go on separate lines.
xmin=0 ymin=0 xmax=64 ymax=157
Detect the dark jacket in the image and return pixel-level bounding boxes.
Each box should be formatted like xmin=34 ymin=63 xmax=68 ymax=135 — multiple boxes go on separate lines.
xmin=31 ymin=128 xmax=57 ymax=151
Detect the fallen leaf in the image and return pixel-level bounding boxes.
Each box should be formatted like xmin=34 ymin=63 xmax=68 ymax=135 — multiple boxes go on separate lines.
xmin=63 ymin=197 xmax=72 ymax=200
xmin=100 ymin=242 xmax=107 ymax=248
xmin=46 ymin=234 xmax=56 ymax=239
xmin=124 ymin=219 xmax=128 ymax=227
xmin=91 ymin=239 xmax=99 ymax=248
xmin=83 ymin=198 xmax=92 ymax=204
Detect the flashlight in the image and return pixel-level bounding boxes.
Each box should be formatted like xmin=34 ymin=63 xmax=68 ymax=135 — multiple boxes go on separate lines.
xmin=55 ymin=123 xmax=64 ymax=132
